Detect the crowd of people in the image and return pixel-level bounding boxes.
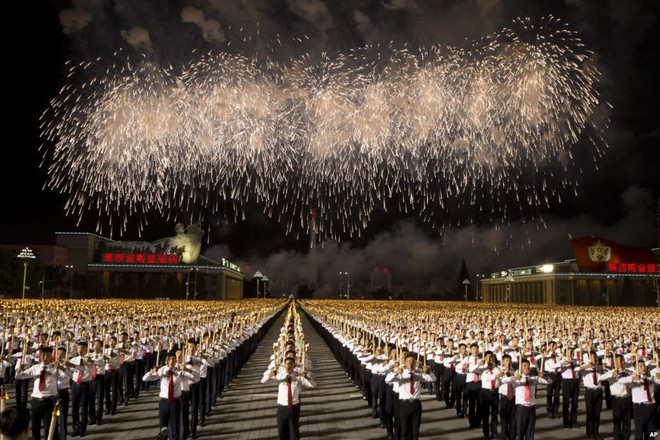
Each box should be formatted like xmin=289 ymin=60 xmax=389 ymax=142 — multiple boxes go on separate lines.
xmin=2 ymin=298 xmax=659 ymax=440
xmin=0 ymin=298 xmax=286 ymax=440
xmin=261 ymin=301 xmax=316 ymax=440
xmin=302 ymin=300 xmax=660 ymax=440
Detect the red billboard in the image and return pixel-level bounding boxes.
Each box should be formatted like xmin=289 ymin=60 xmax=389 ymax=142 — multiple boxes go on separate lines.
xmin=570 ymin=235 xmax=658 ymax=273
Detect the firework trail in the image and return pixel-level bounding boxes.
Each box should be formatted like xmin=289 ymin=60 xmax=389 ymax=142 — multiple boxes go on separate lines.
xmin=41 ymin=17 xmax=608 ymax=239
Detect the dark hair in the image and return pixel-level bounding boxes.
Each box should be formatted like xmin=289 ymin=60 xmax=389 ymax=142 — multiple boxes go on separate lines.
xmin=0 ymin=406 xmax=31 ymax=438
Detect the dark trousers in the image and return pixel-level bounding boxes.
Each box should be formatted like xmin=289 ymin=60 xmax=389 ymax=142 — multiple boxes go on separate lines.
xmin=454 ymin=374 xmax=467 ymax=416
xmin=159 ymin=397 xmax=181 ymax=440
xmin=370 ymin=375 xmax=384 ymax=418
xmin=584 ymin=387 xmax=603 ymax=436
xmin=612 ymin=395 xmax=632 ymax=440
xmin=392 ymin=391 xmax=401 ymax=440
xmin=480 ymin=389 xmax=499 ymax=439
xmin=499 ymin=395 xmax=516 ymax=440
xmin=399 ymin=399 xmax=422 ymax=440
xmin=72 ymin=381 xmax=90 ymax=435
xmin=545 ymin=372 xmax=560 ymax=416
xmin=443 ymin=368 xmax=455 ymax=407
xmin=515 ymin=404 xmax=535 ymax=440
xmin=561 ymin=378 xmax=579 ymax=428
xmin=632 ymin=403 xmax=656 ymax=440
xmin=120 ymin=361 xmax=135 ymax=403
xmin=189 ymin=382 xmax=200 ymax=436
xmin=385 ymin=384 xmax=396 ymax=439
xmin=58 ymin=389 xmax=70 ymax=440
xmin=180 ymin=390 xmax=190 ymax=439
xmin=133 ymin=359 xmax=144 ymax=398
xmin=15 ymin=378 xmax=29 ymax=408
xmin=198 ymin=377 xmax=207 ymax=425
xmin=433 ymin=362 xmax=444 ymax=401
xmin=104 ymin=370 xmax=119 ymax=414
xmin=30 ymin=396 xmax=55 ymax=440
xmin=89 ymin=374 xmax=105 ymax=424
xmin=277 ymin=404 xmax=300 ymax=440
xmin=464 ymin=380 xmax=481 ymax=428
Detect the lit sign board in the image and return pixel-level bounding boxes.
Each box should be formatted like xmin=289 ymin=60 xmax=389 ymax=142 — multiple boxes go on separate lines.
xmin=102 ymin=253 xmax=179 ymax=265
xmin=607 ymin=262 xmax=659 ymax=273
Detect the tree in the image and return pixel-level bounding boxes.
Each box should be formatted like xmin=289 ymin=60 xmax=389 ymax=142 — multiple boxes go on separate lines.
xmin=454 ymin=258 xmax=472 ymax=300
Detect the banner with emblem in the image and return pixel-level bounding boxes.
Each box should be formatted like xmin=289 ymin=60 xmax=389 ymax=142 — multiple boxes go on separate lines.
xmin=569 ymin=235 xmax=658 ymax=272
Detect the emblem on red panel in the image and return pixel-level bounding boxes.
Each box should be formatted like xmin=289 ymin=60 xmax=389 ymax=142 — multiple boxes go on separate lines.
xmin=588 ymin=240 xmax=611 ymax=262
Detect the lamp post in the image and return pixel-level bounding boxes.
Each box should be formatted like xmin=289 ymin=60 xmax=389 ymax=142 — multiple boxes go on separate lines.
xmin=186 ymin=269 xmax=191 ymax=300
xmin=65 ymin=264 xmax=75 ymax=299
xmin=504 ymin=274 xmax=514 ymax=303
xmin=462 ymin=278 xmax=470 ymax=302
xmin=18 ymin=247 xmax=36 ymax=300
xmin=339 ymin=272 xmax=350 ymax=299
xmin=261 ymin=275 xmax=269 ymax=298
xmin=193 ymin=268 xmax=199 ymax=299
xmin=254 ymin=271 xmax=263 ymax=298
xmin=475 ymin=274 xmax=485 ymax=301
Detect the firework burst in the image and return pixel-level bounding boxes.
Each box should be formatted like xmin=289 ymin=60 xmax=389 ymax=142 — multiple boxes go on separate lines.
xmin=41 ymin=17 xmax=608 ymax=240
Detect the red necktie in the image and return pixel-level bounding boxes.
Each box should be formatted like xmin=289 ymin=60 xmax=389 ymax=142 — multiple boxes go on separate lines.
xmin=507 ymin=382 xmax=514 ymax=400
xmin=490 ymin=370 xmax=495 ymax=391
xmin=643 ymin=378 xmax=651 ymax=402
xmin=92 ymin=364 xmax=97 ymax=380
xmin=287 ymin=377 xmax=293 ymax=409
xmin=410 ymin=371 xmax=414 ymax=394
xmin=642 ymin=348 xmax=646 ymax=357
xmin=570 ymin=362 xmax=575 ymax=379
xmin=524 ymin=378 xmax=530 ymax=402
xmin=39 ymin=369 xmax=46 ymax=391
xmin=168 ymin=371 xmax=174 ymax=403
xmin=592 ymin=370 xmax=597 ymax=387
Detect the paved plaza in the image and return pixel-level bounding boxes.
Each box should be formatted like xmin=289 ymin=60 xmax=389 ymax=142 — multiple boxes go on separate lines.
xmin=3 ymin=311 xmax=634 ymax=439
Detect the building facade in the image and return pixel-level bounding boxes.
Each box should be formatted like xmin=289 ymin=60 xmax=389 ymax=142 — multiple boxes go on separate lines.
xmin=481 ymin=236 xmax=660 ymax=307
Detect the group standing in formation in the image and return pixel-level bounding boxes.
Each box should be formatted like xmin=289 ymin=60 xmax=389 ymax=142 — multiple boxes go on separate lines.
xmin=0 ymin=298 xmax=285 ymax=440
xmin=303 ymin=300 xmax=660 ymax=440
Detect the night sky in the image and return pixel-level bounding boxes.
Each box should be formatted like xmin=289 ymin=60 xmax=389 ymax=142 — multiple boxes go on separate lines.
xmin=2 ymin=0 xmax=659 ymax=295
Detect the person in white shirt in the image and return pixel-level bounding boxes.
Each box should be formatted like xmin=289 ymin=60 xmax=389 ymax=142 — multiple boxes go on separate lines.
xmin=501 ymin=358 xmax=551 ymax=440
xmin=15 ymin=346 xmax=68 ymax=440
xmin=607 ymin=354 xmax=633 ymax=440
xmin=69 ymin=340 xmax=93 ymax=437
xmin=478 ymin=351 xmax=499 ymax=440
xmin=142 ymin=352 xmax=194 ymax=440
xmin=581 ymin=351 xmax=614 ymax=440
xmin=263 ymin=356 xmax=315 ymax=440
xmin=385 ymin=352 xmax=436 ymax=440
xmin=617 ymin=360 xmax=659 ymax=440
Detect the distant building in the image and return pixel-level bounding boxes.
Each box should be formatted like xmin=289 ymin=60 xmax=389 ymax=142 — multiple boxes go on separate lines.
xmin=480 ymin=236 xmax=660 ymax=307
xmin=48 ymin=228 xmax=244 ymax=299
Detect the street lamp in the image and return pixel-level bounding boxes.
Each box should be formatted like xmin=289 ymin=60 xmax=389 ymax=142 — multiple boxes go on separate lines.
xmin=261 ymin=275 xmax=269 ymax=298
xmin=475 ymin=274 xmax=485 ymax=301
xmin=65 ymin=264 xmax=75 ymax=299
xmin=254 ymin=271 xmax=263 ymax=298
xmin=462 ymin=278 xmax=470 ymax=302
xmin=504 ymin=274 xmax=514 ymax=303
xmin=339 ymin=272 xmax=350 ymax=299
xmin=18 ymin=247 xmax=36 ymax=300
